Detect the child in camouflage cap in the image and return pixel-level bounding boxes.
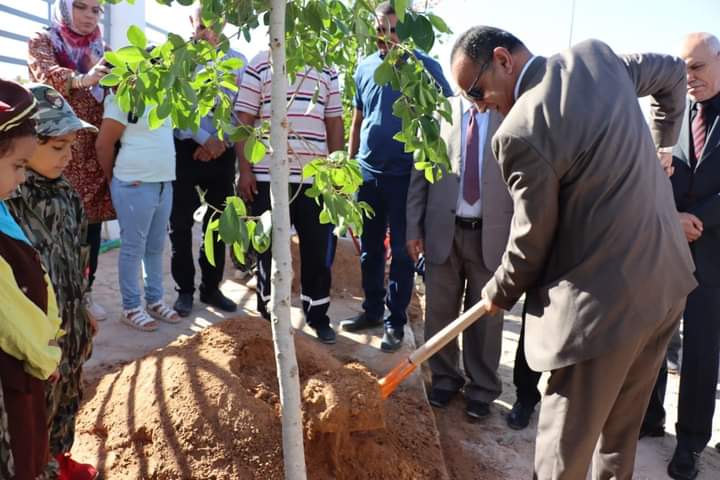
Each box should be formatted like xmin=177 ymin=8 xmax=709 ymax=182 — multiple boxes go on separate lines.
xmin=6 ymin=83 xmax=98 ymax=479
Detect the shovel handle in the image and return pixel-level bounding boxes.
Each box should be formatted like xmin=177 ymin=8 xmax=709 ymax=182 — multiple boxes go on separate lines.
xmin=409 ymin=301 xmax=489 ymax=366
xmin=378 ymin=301 xmax=490 ymax=399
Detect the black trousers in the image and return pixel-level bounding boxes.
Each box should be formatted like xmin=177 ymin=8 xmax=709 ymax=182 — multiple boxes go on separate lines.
xmin=169 ymin=138 xmax=235 ymax=295
xmin=644 ymin=284 xmax=720 ymax=451
xmin=513 ymin=305 xmax=542 ymax=408
xmin=86 ymin=222 xmax=101 ymax=289
xmin=251 ymin=181 xmax=336 ymax=328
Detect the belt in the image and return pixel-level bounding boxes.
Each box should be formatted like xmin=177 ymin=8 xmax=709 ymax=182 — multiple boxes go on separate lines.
xmin=455 ymin=217 xmax=482 ymax=230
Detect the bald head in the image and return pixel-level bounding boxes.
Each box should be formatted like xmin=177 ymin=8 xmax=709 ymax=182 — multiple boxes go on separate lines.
xmin=680 ymin=32 xmax=720 ymax=102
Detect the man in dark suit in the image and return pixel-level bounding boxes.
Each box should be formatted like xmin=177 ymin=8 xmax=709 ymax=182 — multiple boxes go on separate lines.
xmin=450 ymin=26 xmax=696 ymax=479
xmin=642 ymin=32 xmax=720 ymax=480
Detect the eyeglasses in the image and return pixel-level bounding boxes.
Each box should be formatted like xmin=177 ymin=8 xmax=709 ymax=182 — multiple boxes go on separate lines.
xmin=462 ymin=62 xmax=490 ymax=101
xmin=376 ymin=26 xmax=397 ymax=34
xmin=72 ymin=2 xmax=104 ymax=16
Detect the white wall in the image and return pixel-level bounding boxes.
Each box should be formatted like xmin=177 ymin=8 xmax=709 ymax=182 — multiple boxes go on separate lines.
xmin=108 ymin=0 xmax=146 ymax=50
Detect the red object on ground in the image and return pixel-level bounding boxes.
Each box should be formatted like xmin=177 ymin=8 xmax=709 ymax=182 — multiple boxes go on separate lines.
xmin=56 ymin=453 xmax=98 ymax=480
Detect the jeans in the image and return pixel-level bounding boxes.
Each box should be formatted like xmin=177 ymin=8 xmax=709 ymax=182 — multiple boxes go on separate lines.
xmin=110 ymin=178 xmax=173 ymax=310
xmin=357 ymin=173 xmax=414 ymax=329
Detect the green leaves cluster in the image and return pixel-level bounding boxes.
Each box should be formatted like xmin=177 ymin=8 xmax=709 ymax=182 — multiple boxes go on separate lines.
xmin=204 ymin=195 xmax=272 ymax=267
xmin=303 ymin=151 xmax=375 ymax=237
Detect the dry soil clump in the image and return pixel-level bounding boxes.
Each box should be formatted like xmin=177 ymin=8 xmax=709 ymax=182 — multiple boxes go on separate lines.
xmin=74 ymin=317 xmax=445 ymax=479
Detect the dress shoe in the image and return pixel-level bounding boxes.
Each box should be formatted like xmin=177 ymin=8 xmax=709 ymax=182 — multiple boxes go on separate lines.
xmin=200 ymin=289 xmax=237 ymax=312
xmin=716 ymin=442 xmax=720 ymax=453
xmin=173 ymin=293 xmax=194 ymax=317
xmin=56 ymin=452 xmax=98 ymax=480
xmin=427 ymin=388 xmax=458 ymax=408
xmin=667 ymin=447 xmax=700 ymax=480
xmin=381 ymin=327 xmax=404 ymax=352
xmin=466 ymin=400 xmax=491 ymax=420
xmin=639 ymin=422 xmax=665 ymax=439
xmin=313 ymin=324 xmax=337 ymax=344
xmin=340 ymin=312 xmax=383 ymax=332
xmin=507 ymin=401 xmax=535 ymax=430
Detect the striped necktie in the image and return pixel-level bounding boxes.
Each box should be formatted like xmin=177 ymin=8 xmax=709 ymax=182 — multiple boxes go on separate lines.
xmin=692 ymin=103 xmax=707 ymax=163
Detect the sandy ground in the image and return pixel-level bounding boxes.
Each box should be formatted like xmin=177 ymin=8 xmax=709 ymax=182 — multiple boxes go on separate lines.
xmin=75 ymin=235 xmax=720 ymax=479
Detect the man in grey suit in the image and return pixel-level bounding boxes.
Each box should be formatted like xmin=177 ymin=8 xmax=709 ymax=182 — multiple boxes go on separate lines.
xmin=450 ymin=26 xmax=697 ymax=479
xmin=406 ymin=97 xmax=512 ymax=420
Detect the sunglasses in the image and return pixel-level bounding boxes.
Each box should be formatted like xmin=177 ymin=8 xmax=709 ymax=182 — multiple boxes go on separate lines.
xmin=376 ymin=26 xmax=397 ymax=34
xmin=463 ymin=62 xmax=490 ymax=101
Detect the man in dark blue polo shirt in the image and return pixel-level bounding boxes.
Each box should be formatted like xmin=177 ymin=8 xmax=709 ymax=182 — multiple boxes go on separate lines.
xmin=341 ymin=1 xmax=453 ymax=351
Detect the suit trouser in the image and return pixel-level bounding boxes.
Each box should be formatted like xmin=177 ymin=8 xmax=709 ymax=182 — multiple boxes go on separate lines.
xmin=643 ymin=284 xmax=720 ymax=451
xmin=513 ymin=307 xmax=542 ymax=408
xmin=251 ymin=182 xmax=336 ymax=328
xmin=534 ymin=301 xmax=684 ymax=480
xmin=424 ymin=224 xmax=503 ymax=402
xmin=169 ymin=139 xmax=235 ymax=295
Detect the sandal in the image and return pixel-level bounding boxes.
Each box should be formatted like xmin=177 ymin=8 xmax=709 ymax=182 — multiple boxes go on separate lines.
xmin=147 ymin=301 xmax=181 ymax=324
xmin=120 ymin=307 xmax=158 ymax=332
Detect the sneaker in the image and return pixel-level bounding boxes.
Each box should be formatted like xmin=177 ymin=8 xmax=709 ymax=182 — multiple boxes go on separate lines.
xmin=83 ymin=293 xmax=107 ymax=321
xmin=56 ymin=452 xmax=98 ymax=480
xmin=200 ymin=289 xmax=238 ymax=313
xmin=313 ymin=324 xmax=337 ymax=344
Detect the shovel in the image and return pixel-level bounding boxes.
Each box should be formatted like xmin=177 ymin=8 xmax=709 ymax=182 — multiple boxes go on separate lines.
xmin=378 ymin=301 xmax=490 ymax=399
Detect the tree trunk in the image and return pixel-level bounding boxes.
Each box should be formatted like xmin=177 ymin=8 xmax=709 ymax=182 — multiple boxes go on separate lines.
xmin=268 ymin=0 xmax=308 ymax=478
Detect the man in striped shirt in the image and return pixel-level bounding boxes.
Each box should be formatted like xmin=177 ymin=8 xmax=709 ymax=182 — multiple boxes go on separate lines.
xmin=234 ymin=51 xmax=344 ymax=344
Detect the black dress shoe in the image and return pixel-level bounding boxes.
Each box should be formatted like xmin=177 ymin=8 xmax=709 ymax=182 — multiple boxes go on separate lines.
xmin=173 ymin=293 xmax=194 ymax=317
xmin=668 ymin=447 xmax=699 ymax=480
xmin=507 ymin=401 xmax=535 ymax=430
xmin=639 ymin=422 xmax=665 ymax=439
xmin=340 ymin=312 xmax=383 ymax=332
xmin=428 ymin=388 xmax=458 ymax=408
xmin=313 ymin=324 xmax=337 ymax=344
xmin=466 ymin=400 xmax=491 ymax=420
xmin=380 ymin=328 xmax=404 ymax=352
xmin=200 ymin=289 xmax=238 ymax=313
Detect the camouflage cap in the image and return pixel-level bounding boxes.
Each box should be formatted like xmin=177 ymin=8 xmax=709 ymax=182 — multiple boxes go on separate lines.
xmin=27 ymin=83 xmax=98 ymax=137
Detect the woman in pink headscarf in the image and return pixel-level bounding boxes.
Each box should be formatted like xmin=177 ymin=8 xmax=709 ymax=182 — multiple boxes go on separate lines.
xmin=28 ymin=0 xmax=113 ymax=323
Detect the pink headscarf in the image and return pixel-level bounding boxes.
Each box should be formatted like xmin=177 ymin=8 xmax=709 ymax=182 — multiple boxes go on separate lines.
xmin=48 ymin=0 xmax=105 ymax=75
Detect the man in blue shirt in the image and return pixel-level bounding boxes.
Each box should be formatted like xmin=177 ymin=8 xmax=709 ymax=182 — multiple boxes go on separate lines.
xmin=341 ymin=1 xmax=453 ymax=351
xmin=170 ymin=7 xmax=247 ymax=317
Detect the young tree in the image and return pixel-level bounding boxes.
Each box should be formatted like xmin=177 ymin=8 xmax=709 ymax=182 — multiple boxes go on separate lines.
xmin=101 ymin=1 xmax=451 ymax=477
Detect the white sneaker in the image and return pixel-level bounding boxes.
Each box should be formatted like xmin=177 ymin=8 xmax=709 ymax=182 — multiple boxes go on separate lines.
xmin=84 ymin=293 xmax=108 ymax=321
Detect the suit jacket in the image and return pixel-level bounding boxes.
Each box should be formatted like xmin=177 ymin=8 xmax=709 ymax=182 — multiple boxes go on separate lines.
xmin=671 ymin=98 xmax=720 ymax=287
xmin=406 ymin=98 xmax=512 ymax=270
xmin=483 ymin=40 xmax=697 ymax=371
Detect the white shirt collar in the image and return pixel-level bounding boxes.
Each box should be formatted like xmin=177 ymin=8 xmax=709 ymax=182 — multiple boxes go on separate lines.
xmin=514 ymin=55 xmax=538 ymax=101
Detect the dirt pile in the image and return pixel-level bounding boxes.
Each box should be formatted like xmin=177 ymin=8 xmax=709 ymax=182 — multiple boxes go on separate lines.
xmin=74 ymin=317 xmax=446 ymax=479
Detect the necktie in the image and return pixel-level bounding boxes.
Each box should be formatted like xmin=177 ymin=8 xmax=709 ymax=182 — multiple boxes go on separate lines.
xmin=692 ymin=103 xmax=707 ymax=163
xmin=463 ymin=109 xmax=480 ymax=205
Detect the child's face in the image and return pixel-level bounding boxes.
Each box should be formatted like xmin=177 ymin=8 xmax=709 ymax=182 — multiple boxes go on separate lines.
xmin=0 ymin=135 xmax=38 ymax=199
xmin=28 ymin=133 xmax=77 ymax=180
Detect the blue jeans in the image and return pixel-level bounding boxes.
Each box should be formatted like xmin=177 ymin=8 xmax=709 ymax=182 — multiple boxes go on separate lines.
xmin=110 ymin=178 xmax=173 ymax=310
xmin=357 ymin=173 xmax=414 ymax=329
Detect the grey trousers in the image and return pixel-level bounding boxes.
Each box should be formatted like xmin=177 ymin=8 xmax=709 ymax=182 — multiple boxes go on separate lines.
xmin=424 ymin=225 xmax=504 ymax=403
xmin=533 ymin=300 xmax=685 ymax=480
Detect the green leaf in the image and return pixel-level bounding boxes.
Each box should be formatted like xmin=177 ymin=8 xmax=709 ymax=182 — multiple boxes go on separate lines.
xmin=127 ymin=25 xmax=147 ymax=49
xmin=395 ymin=13 xmax=414 ymax=41
xmin=392 ymin=0 xmax=408 ymax=23
xmin=226 ymin=196 xmax=247 ymax=217
xmin=427 ymin=13 xmax=452 ymax=34
xmin=104 ymin=51 xmax=124 ymax=68
xmin=99 ymin=74 xmax=121 ymax=87
xmin=232 ymin=242 xmax=245 ymax=265
xmin=244 ymin=137 xmax=267 ymax=164
xmin=219 ymin=204 xmax=240 ymax=244
xmin=204 ymin=219 xmax=219 ymax=267
xmin=411 ymin=15 xmax=435 ymax=52
xmin=373 ymin=60 xmax=394 ymax=86
xmin=221 ymin=57 xmax=244 ymax=70
xmin=114 ymin=46 xmax=146 ymax=65
xmin=147 ymin=107 xmax=164 ymax=130
xmin=252 ymin=211 xmax=272 ymax=253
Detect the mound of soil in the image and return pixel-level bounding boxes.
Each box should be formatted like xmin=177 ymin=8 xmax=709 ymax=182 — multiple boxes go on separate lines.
xmin=74 ymin=317 xmax=446 ymax=479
